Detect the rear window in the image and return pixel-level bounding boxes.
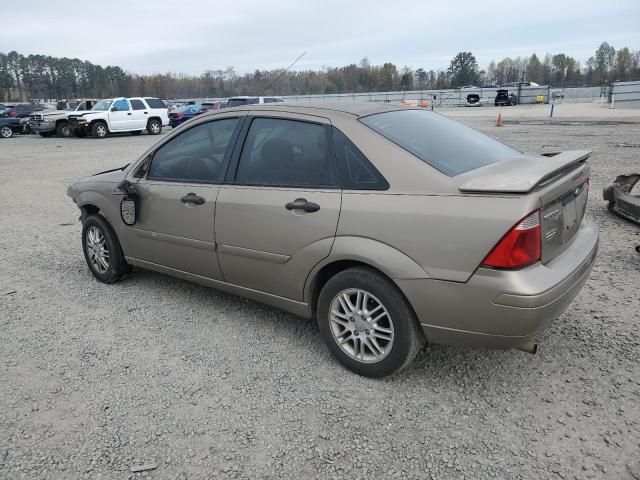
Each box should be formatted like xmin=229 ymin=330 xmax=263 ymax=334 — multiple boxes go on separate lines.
xmin=359 ymin=110 xmax=519 ymax=176
xmin=130 ymin=99 xmax=146 ymax=110
xmin=145 ymin=98 xmax=167 ymax=109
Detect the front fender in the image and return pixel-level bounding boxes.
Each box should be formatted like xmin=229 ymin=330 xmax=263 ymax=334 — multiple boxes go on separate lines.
xmin=75 ymin=189 xmax=120 ymax=229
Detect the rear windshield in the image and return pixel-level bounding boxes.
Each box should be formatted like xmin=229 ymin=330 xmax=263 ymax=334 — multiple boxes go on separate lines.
xmin=359 ymin=109 xmax=519 ymax=176
xmin=145 ymin=98 xmax=167 ymax=109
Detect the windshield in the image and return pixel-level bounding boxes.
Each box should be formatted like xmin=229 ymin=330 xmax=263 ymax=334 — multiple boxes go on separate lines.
xmin=92 ymin=100 xmax=112 ymax=111
xmin=360 ymin=109 xmax=520 ymax=176
xmin=177 ymin=104 xmax=200 ymax=114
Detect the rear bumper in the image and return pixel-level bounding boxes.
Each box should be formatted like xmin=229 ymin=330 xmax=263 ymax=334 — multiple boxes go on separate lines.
xmin=397 ymin=218 xmax=599 ymax=350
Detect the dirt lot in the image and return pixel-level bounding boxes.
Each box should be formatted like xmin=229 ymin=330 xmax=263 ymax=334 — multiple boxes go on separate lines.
xmin=1 ymin=112 xmax=639 ymax=480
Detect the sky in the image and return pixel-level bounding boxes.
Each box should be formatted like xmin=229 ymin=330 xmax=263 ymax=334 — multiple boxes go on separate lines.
xmin=2 ymin=0 xmax=639 ymax=75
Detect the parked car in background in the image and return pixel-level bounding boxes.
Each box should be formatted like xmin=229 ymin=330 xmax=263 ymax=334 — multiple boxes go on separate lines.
xmin=495 ymin=89 xmax=518 ymax=106
xmin=30 ymin=99 xmax=99 ymax=137
xmin=0 ymin=111 xmax=24 ymax=138
xmin=3 ymin=103 xmax=45 ymax=118
xmin=224 ymin=96 xmax=284 ymax=108
xmin=169 ymin=103 xmax=221 ymax=128
xmin=67 ymin=102 xmax=598 ymax=377
xmin=68 ymin=97 xmax=169 ymax=138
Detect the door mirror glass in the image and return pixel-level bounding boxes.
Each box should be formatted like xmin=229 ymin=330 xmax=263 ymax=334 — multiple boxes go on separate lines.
xmin=120 ymin=198 xmax=136 ymax=225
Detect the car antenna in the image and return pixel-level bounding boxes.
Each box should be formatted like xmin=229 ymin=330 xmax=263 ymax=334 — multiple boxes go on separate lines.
xmin=257 ymin=51 xmax=306 ymax=97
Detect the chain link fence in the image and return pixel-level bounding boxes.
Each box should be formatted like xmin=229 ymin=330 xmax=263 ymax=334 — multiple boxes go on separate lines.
xmin=284 ymin=85 xmax=617 ymax=107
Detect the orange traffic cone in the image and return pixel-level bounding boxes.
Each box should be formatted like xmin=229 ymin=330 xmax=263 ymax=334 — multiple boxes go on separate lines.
xmin=496 ymin=113 xmax=503 ymax=127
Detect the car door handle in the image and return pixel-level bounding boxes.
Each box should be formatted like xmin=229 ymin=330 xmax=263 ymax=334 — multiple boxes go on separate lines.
xmin=144 ymin=111 xmax=148 ymax=114
xmin=127 ymin=113 xmax=132 ymax=115
xmin=285 ymin=200 xmax=320 ymax=213
xmin=181 ymin=193 xmax=206 ymax=205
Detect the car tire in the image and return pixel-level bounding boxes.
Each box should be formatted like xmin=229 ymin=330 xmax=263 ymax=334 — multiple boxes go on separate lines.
xmin=56 ymin=121 xmax=72 ymax=138
xmin=317 ymin=267 xmax=424 ymax=378
xmin=82 ymin=214 xmax=129 ymax=284
xmin=91 ymin=122 xmax=108 ymax=139
xmin=147 ymin=119 xmax=162 ymax=135
xmin=0 ymin=126 xmax=13 ymax=138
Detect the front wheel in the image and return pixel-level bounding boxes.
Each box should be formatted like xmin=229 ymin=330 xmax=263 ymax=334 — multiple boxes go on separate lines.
xmin=56 ymin=121 xmax=72 ymax=138
xmin=91 ymin=122 xmax=108 ymax=139
xmin=81 ymin=215 xmax=130 ymax=283
xmin=147 ymin=119 xmax=162 ymax=135
xmin=1 ymin=126 xmax=14 ymax=138
xmin=317 ymin=267 xmax=424 ymax=378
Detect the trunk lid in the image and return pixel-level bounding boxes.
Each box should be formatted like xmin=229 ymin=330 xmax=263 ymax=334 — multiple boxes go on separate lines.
xmin=459 ymin=150 xmax=591 ymax=263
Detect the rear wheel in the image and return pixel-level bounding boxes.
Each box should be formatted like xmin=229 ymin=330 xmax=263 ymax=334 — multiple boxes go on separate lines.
xmin=56 ymin=121 xmax=72 ymax=138
xmin=317 ymin=267 xmax=424 ymax=377
xmin=147 ymin=119 xmax=161 ymax=135
xmin=0 ymin=126 xmax=13 ymax=138
xmin=91 ymin=122 xmax=108 ymax=139
xmin=82 ymin=214 xmax=129 ymax=283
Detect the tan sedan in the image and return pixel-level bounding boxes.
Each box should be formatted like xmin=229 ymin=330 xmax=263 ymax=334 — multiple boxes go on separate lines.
xmin=67 ymin=103 xmax=598 ymax=377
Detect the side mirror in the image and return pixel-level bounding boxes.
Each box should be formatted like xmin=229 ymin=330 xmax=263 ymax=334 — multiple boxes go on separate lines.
xmin=114 ymin=180 xmax=138 ymax=226
xmin=110 ymin=107 xmax=117 ymax=112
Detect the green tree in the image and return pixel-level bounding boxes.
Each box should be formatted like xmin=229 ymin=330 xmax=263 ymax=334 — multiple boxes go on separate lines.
xmin=448 ymin=52 xmax=479 ymax=87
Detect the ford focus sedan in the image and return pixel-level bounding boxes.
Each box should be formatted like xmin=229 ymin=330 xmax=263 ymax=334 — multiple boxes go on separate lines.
xmin=67 ymin=103 xmax=598 ymax=377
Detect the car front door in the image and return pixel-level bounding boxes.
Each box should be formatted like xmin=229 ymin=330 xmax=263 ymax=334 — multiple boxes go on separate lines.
xmin=109 ymin=99 xmax=133 ymax=130
xmin=215 ymin=113 xmax=341 ymax=300
xmin=123 ymin=115 xmax=244 ymax=279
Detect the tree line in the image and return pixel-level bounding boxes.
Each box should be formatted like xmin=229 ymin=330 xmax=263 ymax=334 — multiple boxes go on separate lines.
xmin=1 ymin=42 xmax=638 ymax=102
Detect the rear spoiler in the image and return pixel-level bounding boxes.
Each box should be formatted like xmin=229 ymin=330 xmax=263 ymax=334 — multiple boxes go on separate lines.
xmin=458 ymin=150 xmax=592 ymax=193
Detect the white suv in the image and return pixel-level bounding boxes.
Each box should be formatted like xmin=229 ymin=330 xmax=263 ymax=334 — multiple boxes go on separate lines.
xmin=68 ymin=97 xmax=169 ymax=138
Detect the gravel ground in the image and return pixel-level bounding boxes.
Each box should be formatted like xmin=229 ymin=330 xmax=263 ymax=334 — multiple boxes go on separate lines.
xmin=1 ymin=114 xmax=639 ymax=480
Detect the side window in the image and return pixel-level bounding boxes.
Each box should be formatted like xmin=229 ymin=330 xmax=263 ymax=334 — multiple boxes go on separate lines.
xmin=112 ymin=99 xmax=130 ymax=111
xmin=235 ymin=118 xmax=338 ymax=188
xmin=263 ymin=97 xmax=282 ymax=103
xmin=147 ymin=118 xmax=239 ymax=183
xmin=130 ymin=99 xmax=146 ymax=110
xmin=145 ymin=98 xmax=167 ymax=109
xmin=332 ymin=128 xmax=389 ymax=190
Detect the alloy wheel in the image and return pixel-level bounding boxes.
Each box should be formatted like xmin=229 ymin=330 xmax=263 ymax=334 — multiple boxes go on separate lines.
xmin=0 ymin=126 xmax=12 ymax=138
xmin=86 ymin=226 xmax=110 ymax=274
xmin=329 ymin=288 xmax=395 ymax=363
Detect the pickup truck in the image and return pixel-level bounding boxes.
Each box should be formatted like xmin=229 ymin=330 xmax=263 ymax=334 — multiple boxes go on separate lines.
xmin=29 ymin=100 xmax=98 ymax=138
xmin=68 ymin=97 xmax=169 ymax=138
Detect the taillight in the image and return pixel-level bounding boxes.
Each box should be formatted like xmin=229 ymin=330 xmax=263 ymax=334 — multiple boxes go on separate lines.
xmin=482 ymin=210 xmax=541 ymax=269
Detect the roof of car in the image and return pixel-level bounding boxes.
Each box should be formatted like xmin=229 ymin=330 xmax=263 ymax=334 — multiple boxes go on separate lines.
xmin=222 ymin=101 xmax=408 ymax=117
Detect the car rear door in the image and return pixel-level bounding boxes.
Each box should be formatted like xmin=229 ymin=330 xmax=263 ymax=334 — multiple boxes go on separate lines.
xmin=123 ymin=114 xmax=245 ymax=279
xmin=214 ymin=112 xmax=341 ymax=300
xmin=129 ymin=99 xmax=149 ymax=129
